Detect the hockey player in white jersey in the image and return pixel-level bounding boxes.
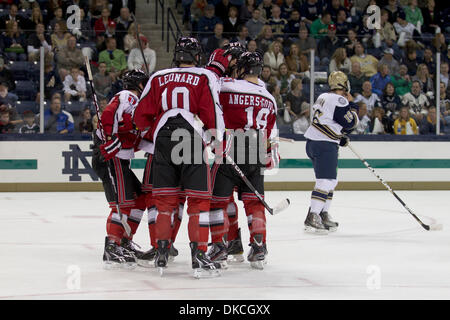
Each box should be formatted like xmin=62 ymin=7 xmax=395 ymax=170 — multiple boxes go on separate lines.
xmin=303 ymin=71 xmax=359 ymax=234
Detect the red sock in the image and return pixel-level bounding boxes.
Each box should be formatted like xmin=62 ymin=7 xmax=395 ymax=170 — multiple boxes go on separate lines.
xmin=187 ymin=198 xmax=210 ymax=252
xmin=106 ymin=208 xmax=124 ymax=245
xmin=154 ymin=195 xmax=178 ymax=245
xmin=227 ymin=200 xmax=239 ymax=241
xmin=210 ymin=205 xmax=227 ymax=243
xmin=244 ymin=200 xmax=266 ymax=243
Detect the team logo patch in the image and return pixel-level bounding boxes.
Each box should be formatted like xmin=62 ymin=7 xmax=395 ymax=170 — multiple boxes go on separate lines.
xmin=338 ymin=97 xmax=347 ymax=105
xmin=128 ymin=95 xmax=137 ymax=105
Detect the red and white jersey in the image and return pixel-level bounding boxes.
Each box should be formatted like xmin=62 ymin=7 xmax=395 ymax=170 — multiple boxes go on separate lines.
xmin=134 ymin=66 xmax=224 ymax=143
xmin=219 ymin=78 xmax=278 ymax=140
xmin=97 ymin=90 xmax=140 ymax=159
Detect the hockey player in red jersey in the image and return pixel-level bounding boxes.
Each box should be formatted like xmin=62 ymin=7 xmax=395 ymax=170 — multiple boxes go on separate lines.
xmin=206 ymin=51 xmax=279 ymax=269
xmin=91 ymin=70 xmax=149 ymax=268
xmin=133 ymin=37 xmax=225 ymax=277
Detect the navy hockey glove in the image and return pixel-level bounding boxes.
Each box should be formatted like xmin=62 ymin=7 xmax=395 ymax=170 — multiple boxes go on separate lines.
xmin=339 ymin=135 xmax=350 ymax=147
xmin=100 ymin=135 xmax=121 ymax=160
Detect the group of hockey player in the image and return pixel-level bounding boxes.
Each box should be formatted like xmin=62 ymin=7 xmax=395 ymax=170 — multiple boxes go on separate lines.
xmin=91 ymin=36 xmax=280 ymax=278
xmin=91 ymin=32 xmax=359 ymax=278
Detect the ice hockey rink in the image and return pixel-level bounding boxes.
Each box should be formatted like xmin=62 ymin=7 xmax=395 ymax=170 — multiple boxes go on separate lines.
xmin=1 ymin=190 xmax=449 ymax=300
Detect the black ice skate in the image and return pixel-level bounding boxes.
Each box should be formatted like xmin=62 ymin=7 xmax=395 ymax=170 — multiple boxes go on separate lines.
xmin=227 ymin=228 xmax=244 ymax=263
xmin=190 ymin=242 xmax=221 ymax=279
xmin=137 ymin=247 xmax=157 ymax=268
xmin=168 ymin=240 xmax=179 ymax=262
xmin=121 ymin=238 xmax=144 ymax=258
xmin=304 ymin=208 xmax=328 ymax=235
xmin=103 ymin=237 xmax=137 ymax=269
xmin=154 ymin=240 xmax=170 ymax=276
xmin=320 ymin=211 xmax=339 ymax=232
xmin=247 ymin=234 xmax=267 ymax=270
xmin=207 ymin=238 xmax=228 ymax=269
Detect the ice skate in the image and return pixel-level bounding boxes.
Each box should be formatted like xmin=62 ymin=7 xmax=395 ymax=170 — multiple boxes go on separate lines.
xmin=320 ymin=211 xmax=339 ymax=232
xmin=227 ymin=228 xmax=244 ymax=263
xmin=154 ymin=240 xmax=170 ymax=276
xmin=207 ymin=239 xmax=228 ymax=269
xmin=137 ymin=247 xmax=157 ymax=268
xmin=247 ymin=234 xmax=266 ymax=270
xmin=103 ymin=237 xmax=137 ymax=270
xmin=190 ymin=242 xmax=221 ymax=279
xmin=121 ymin=238 xmax=144 ymax=258
xmin=304 ymin=208 xmax=328 ymax=235
xmin=168 ymin=241 xmax=179 ymax=262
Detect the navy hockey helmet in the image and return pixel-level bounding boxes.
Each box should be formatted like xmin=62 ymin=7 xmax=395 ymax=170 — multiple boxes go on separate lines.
xmin=122 ymin=69 xmax=149 ymax=94
xmin=173 ymin=36 xmax=202 ymax=67
xmin=236 ymin=51 xmax=263 ymax=79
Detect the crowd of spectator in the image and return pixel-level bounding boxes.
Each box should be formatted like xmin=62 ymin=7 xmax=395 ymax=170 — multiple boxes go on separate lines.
xmin=0 ymin=0 xmax=156 ymax=135
xmin=181 ymin=0 xmax=450 ymax=135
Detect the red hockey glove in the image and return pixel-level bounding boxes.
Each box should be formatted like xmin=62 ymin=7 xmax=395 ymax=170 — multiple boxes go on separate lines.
xmin=206 ymin=49 xmax=232 ymax=78
xmin=266 ymin=142 xmax=280 ymax=170
xmin=100 ymin=135 xmax=122 ymax=161
xmin=118 ymin=113 xmax=134 ymax=132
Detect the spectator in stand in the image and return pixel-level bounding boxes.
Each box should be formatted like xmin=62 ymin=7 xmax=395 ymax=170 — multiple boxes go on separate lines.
xmin=27 ymin=23 xmax=52 ymax=63
xmin=352 ymin=102 xmax=371 ymax=134
xmin=354 ymin=81 xmax=381 ymax=115
xmin=0 ymin=82 xmax=18 ymax=110
xmin=223 ymin=6 xmax=241 ymax=39
xmin=89 ymin=0 xmax=109 ymax=20
xmin=412 ymin=64 xmax=434 ymax=96
xmin=300 ymin=0 xmax=323 ymax=26
xmin=384 ymin=0 xmax=402 ymax=24
xmin=343 ymin=28 xmax=358 ymax=57
xmin=276 ymin=63 xmax=295 ymax=97
xmin=111 ymin=0 xmax=135 ymax=19
xmin=92 ymin=97 xmax=108 ymax=129
xmin=391 ymin=64 xmax=412 ymax=96
xmin=48 ymin=6 xmax=64 ymax=32
xmin=292 ymin=101 xmax=310 ymax=134
xmin=261 ymin=65 xmax=276 ymax=87
xmin=258 ymin=0 xmax=274 ymax=23
xmin=256 ymin=24 xmax=274 ymax=54
xmin=198 ymin=4 xmax=222 ymax=41
xmin=280 ymin=0 xmax=298 ymax=19
xmin=329 ymin=47 xmax=351 ymax=74
xmin=123 ymin=22 xmax=141 ymax=54
xmin=94 ymin=8 xmax=114 ymax=37
xmin=335 ymin=9 xmax=349 ymax=36
xmin=115 ymin=7 xmax=135 ymax=50
xmin=232 ymin=24 xmax=250 ymax=48
xmin=0 ymin=106 xmax=15 ymax=133
xmin=18 ymin=110 xmax=39 ymax=134
xmin=247 ymin=39 xmax=257 ymax=53
xmin=267 ymin=5 xmax=288 ymax=43
xmin=240 ymin=0 xmax=256 ymax=23
xmin=284 ymin=9 xmax=301 ymax=39
xmin=439 ymin=82 xmax=450 ymax=130
xmin=51 ymin=21 xmax=70 ymax=52
xmin=28 ymin=6 xmax=44 ymax=33
xmin=431 ymin=33 xmax=447 ymax=55
xmin=375 ymin=9 xmax=397 ymax=49
xmin=216 ymin=0 xmax=232 ymax=23
xmin=63 ymin=67 xmax=87 ymax=102
xmin=394 ymin=106 xmax=418 ymax=135
xmin=423 ymin=48 xmax=436 ymax=77
xmin=310 ymin=11 xmax=333 ymax=39
xmin=0 ymin=4 xmax=29 ymax=31
xmin=0 ymin=57 xmax=15 ymax=92
xmin=402 ymin=80 xmax=430 ymax=122
xmin=420 ymin=106 xmax=444 ymax=135
xmin=317 ymin=23 xmax=342 ymax=66
xmin=370 ymin=106 xmax=392 ymax=134
xmin=381 ymin=82 xmax=402 ymax=120
xmin=394 ymin=11 xmax=417 ymax=47
xmin=404 ymin=0 xmax=424 ymax=30
xmin=285 ymin=43 xmax=309 ymax=77
xmin=379 ymin=48 xmax=400 ymax=76
xmin=205 ymin=23 xmax=225 ymax=57
xmin=403 ymin=44 xmax=422 ymax=78
xmin=326 ymin=0 xmax=346 ymax=23
xmin=370 ymin=64 xmax=391 ymax=97
xmin=440 ymin=62 xmax=449 ymax=88
xmin=263 ymin=40 xmax=285 ymax=77
xmin=78 ymin=107 xmax=93 ymax=134
xmin=295 ymin=27 xmax=317 ymax=59
xmin=99 ymin=37 xmax=127 ymax=76
xmin=43 ymin=97 xmax=74 ymax=134
xmin=42 ymin=62 xmax=63 ymax=100
xmin=2 ymin=21 xmax=27 ymax=61
xmin=348 ymin=61 xmax=369 ymax=96
xmin=285 ymin=78 xmax=309 ymax=130
xmin=128 ymin=36 xmax=156 ymax=74
xmin=245 ymin=8 xmax=264 ymax=40
xmin=350 ymin=42 xmax=379 ymax=78
xmin=93 ymin=62 xmax=112 ymax=100
xmin=422 ymin=0 xmax=441 ymax=35
xmin=56 ymin=35 xmax=84 ymax=80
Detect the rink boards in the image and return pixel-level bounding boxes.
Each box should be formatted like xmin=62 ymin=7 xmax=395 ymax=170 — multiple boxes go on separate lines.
xmin=1 ymin=140 xmax=450 ymax=191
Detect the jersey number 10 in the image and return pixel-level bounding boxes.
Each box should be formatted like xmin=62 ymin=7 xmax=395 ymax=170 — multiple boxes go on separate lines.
xmin=161 ymin=87 xmax=190 ymax=111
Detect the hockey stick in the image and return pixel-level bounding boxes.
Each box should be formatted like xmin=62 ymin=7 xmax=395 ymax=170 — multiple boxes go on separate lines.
xmin=131 ymin=14 xmax=150 ymax=75
xmin=85 ymin=56 xmax=132 ymax=237
xmin=348 ymin=143 xmax=442 ymax=231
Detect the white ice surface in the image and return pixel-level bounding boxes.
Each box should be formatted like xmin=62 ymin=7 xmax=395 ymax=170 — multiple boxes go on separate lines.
xmin=0 ymin=191 xmax=449 ymax=300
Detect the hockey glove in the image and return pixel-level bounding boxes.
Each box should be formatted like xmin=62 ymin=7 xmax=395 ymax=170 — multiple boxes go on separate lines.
xmin=206 ymin=49 xmax=232 ymax=78
xmin=266 ymin=142 xmax=280 ymax=170
xmin=100 ymin=135 xmax=122 ymax=161
xmin=339 ymin=135 xmax=350 ymax=147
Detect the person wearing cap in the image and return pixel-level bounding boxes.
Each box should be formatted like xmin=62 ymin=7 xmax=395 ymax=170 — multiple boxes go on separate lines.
xmin=127 ymin=36 xmax=156 ymax=74
xmin=198 ymin=4 xmax=222 ymax=40
xmin=379 ymin=48 xmax=400 ymax=75
xmin=317 ymin=23 xmax=342 ymax=66
xmin=310 ymin=11 xmax=333 ymax=39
